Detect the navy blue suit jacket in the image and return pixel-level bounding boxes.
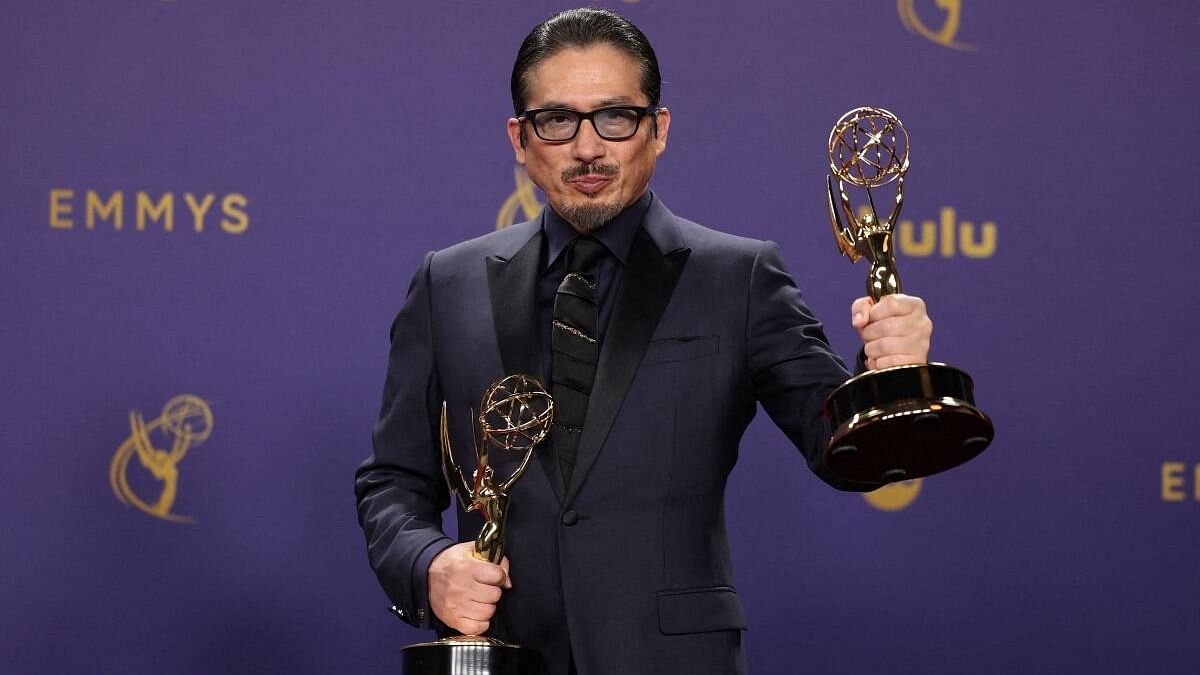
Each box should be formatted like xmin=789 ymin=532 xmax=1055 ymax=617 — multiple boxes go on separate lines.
xmin=356 ymin=196 xmax=875 ymax=675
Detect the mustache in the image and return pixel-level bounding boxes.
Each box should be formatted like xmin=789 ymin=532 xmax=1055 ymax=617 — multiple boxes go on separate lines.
xmin=562 ymin=163 xmax=618 ymax=181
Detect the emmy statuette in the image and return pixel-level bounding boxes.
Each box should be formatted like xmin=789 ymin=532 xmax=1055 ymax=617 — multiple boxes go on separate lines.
xmin=822 ymin=107 xmax=994 ymax=483
xmin=400 ymin=374 xmax=553 ymax=675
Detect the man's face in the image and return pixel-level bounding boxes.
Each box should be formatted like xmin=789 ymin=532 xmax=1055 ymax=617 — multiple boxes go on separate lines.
xmin=507 ymin=44 xmax=670 ymax=233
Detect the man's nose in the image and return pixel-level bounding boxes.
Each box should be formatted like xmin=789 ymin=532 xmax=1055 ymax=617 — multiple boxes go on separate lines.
xmin=571 ymin=118 xmax=607 ymax=163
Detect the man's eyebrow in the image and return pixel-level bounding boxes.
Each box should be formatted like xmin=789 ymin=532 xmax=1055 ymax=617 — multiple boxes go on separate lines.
xmin=596 ymin=96 xmax=636 ymax=106
xmin=531 ymin=96 xmax=638 ymax=111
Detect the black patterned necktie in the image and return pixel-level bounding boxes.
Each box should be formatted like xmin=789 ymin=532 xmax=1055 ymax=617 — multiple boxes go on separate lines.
xmin=551 ymin=237 xmax=607 ymax=486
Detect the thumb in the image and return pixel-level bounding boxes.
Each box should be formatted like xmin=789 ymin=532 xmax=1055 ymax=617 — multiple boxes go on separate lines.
xmin=499 ymin=556 xmax=513 ymax=589
xmin=851 ymin=296 xmax=875 ymax=329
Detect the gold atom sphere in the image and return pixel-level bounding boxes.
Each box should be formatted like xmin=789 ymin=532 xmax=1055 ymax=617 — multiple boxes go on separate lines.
xmin=828 ymin=106 xmax=910 ymax=189
xmin=479 ymin=374 xmax=554 ymax=452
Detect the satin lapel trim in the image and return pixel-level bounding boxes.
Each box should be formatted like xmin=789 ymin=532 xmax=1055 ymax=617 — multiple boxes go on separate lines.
xmin=564 ymin=230 xmax=691 ymax=505
xmin=486 ymin=229 xmax=565 ymax=502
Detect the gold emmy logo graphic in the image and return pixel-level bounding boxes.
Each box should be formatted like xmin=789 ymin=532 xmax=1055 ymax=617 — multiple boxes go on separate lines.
xmin=495 ymin=167 xmax=543 ymax=230
xmin=863 ymin=478 xmax=923 ymax=511
xmin=897 ymin=0 xmax=976 ymax=51
xmin=109 ymin=394 xmax=213 ymax=523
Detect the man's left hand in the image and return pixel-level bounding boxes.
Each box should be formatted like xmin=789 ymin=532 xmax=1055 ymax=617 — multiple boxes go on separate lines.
xmin=851 ymin=294 xmax=932 ymax=370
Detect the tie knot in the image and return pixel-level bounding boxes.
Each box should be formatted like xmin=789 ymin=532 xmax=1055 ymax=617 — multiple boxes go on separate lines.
xmin=566 ymin=237 xmax=607 ymax=274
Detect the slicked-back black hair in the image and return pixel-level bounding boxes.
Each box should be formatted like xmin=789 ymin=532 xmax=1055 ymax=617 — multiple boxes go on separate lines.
xmin=511 ymin=8 xmax=662 ymax=116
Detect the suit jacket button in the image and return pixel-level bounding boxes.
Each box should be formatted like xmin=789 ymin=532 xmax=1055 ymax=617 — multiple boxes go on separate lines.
xmin=561 ymin=509 xmax=579 ymax=526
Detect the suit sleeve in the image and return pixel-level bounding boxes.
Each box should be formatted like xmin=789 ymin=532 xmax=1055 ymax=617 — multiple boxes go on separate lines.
xmin=745 ymin=241 xmax=881 ymax=492
xmin=355 ymin=250 xmax=455 ymax=628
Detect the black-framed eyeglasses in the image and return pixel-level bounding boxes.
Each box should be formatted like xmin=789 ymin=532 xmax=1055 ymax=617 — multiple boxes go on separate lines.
xmin=519 ymin=106 xmax=661 ymax=141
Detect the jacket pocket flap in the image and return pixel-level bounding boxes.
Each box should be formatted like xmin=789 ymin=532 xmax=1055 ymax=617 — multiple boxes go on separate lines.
xmin=657 ymin=586 xmax=747 ymax=635
xmin=642 ymin=335 xmax=719 ymax=365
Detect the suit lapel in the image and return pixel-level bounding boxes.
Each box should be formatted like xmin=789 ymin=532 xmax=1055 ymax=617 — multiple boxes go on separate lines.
xmin=486 ymin=231 xmax=543 ymax=381
xmin=486 ymin=224 xmax=568 ymax=502
xmin=564 ymin=215 xmax=691 ymax=505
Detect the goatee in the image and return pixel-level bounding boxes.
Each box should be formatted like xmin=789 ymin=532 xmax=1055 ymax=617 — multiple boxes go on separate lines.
xmin=558 ymin=201 xmax=624 ymax=232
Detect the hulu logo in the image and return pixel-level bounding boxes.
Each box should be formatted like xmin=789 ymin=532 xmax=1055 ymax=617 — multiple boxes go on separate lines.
xmin=859 ymin=205 xmax=996 ymax=258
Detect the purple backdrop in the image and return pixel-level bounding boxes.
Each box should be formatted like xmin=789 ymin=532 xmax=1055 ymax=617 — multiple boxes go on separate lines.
xmin=3 ymin=1 xmax=1197 ymax=673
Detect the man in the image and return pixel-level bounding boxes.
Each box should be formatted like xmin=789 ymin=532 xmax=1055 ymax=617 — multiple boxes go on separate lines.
xmin=356 ymin=8 xmax=932 ymax=674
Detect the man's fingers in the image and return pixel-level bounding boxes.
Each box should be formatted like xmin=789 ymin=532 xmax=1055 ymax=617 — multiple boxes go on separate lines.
xmin=859 ymin=316 xmax=897 ymax=343
xmin=860 ymin=315 xmax=926 ymax=342
xmin=468 ymin=583 xmax=503 ymax=605
xmin=472 ymin=561 xmax=509 ymax=587
xmin=454 ymin=618 xmax=490 ymax=636
xmin=868 ymin=293 xmax=923 ymax=322
xmin=859 ymin=299 xmax=932 ymax=352
xmin=873 ymin=354 xmax=922 ymax=370
xmin=449 ymin=600 xmax=497 ymax=634
xmin=862 ymin=336 xmax=911 ymax=360
xmin=462 ymin=600 xmax=498 ymax=621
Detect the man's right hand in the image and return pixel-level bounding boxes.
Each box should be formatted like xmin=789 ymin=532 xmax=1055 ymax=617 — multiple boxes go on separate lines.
xmin=428 ymin=541 xmax=512 ymax=635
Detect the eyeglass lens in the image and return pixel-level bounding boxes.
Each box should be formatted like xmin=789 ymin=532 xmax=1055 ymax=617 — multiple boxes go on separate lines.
xmin=532 ymin=108 xmax=643 ymax=141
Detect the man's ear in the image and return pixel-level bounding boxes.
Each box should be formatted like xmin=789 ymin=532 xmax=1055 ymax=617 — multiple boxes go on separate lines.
xmin=652 ymin=106 xmax=671 ymax=156
xmin=507 ymin=118 xmax=527 ymax=163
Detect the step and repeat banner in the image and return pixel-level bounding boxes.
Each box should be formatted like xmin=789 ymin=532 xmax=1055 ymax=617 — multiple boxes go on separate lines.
xmin=2 ymin=1 xmax=1196 ymax=673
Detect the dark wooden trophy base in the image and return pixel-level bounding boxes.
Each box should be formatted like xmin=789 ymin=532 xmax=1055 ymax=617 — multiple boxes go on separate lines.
xmin=823 ymin=363 xmax=994 ymax=483
xmin=402 ymin=636 xmax=544 ymax=675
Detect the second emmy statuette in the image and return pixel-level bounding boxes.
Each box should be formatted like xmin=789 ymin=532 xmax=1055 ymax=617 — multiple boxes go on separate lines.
xmin=400 ymin=374 xmax=553 ymax=675
xmin=821 ymin=107 xmax=994 ymax=483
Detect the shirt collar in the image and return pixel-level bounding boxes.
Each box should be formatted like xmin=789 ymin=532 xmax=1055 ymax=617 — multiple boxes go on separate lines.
xmin=542 ymin=191 xmax=654 ymax=271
